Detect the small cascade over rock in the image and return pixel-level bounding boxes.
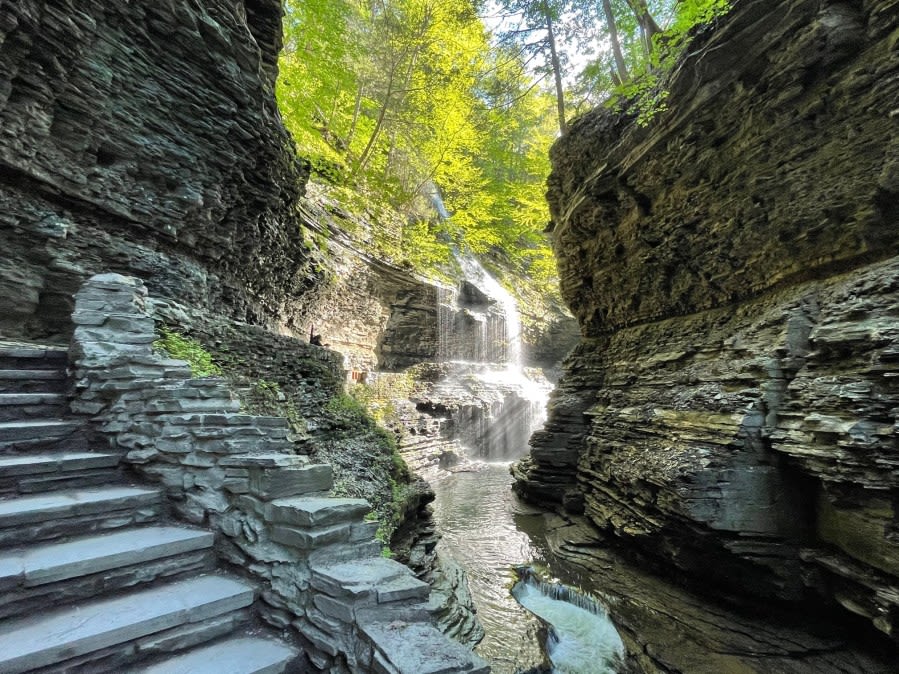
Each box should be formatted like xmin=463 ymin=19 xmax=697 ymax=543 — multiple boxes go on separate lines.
xmin=423 ymin=252 xmax=551 ymax=463
xmin=511 ymin=567 xmax=625 ymax=674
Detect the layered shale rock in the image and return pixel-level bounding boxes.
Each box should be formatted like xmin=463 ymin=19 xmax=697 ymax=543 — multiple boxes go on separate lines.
xmin=515 ymin=0 xmax=899 ymax=662
xmin=0 ymin=0 xmax=320 ymax=341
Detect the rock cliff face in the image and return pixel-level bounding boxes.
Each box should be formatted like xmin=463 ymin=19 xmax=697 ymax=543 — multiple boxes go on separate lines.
xmin=297 ymin=191 xmax=579 ymax=375
xmin=515 ymin=0 xmax=899 ymax=660
xmin=0 ymin=0 xmax=320 ymax=341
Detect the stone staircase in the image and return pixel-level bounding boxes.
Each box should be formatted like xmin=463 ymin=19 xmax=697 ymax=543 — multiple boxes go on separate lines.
xmin=0 ymin=342 xmax=299 ymax=673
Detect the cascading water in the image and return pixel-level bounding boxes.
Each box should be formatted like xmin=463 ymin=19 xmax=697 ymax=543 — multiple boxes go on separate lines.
xmin=511 ymin=568 xmax=625 ymax=674
xmin=431 ymin=251 xmax=551 ymax=461
xmin=422 ymin=187 xmax=624 ymax=673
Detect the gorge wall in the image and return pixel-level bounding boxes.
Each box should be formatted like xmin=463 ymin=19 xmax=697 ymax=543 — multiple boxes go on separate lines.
xmin=515 ymin=0 xmax=899 ymax=663
xmin=0 ymin=0 xmax=323 ymax=341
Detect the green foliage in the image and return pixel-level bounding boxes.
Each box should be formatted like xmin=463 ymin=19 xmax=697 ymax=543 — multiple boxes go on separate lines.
xmin=153 ymin=327 xmax=221 ymax=377
xmin=276 ymin=0 xmax=731 ymax=303
xmin=610 ymin=72 xmax=669 ymax=127
xmin=597 ymin=1 xmax=732 ymax=125
xmin=317 ymin=384 xmax=414 ymax=545
xmin=278 ymin=0 xmax=561 ymax=307
xmin=325 ymin=391 xmax=371 ymax=425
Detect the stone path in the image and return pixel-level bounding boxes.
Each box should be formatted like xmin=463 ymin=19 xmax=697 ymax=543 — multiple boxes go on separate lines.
xmin=0 ymin=342 xmax=298 ymax=672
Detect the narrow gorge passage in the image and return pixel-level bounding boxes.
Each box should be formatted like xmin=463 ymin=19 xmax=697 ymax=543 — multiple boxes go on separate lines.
xmin=424 ymin=256 xmax=625 ymax=673
xmin=3 ymin=0 xmax=896 ymax=671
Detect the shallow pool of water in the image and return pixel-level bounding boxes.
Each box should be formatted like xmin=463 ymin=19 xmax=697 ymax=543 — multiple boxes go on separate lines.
xmin=430 ymin=463 xmax=550 ymax=673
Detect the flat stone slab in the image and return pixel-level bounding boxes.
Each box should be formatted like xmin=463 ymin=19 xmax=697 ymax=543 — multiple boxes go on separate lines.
xmin=220 ymin=453 xmax=309 ymax=468
xmin=0 ymin=393 xmax=65 ymax=406
xmin=265 ymin=497 xmax=371 ymax=527
xmin=0 ymin=452 xmax=119 ymax=477
xmin=0 ymin=486 xmax=160 ymax=527
xmin=0 ymin=574 xmax=254 ymax=673
xmin=311 ymin=557 xmax=411 ymax=598
xmin=0 ymin=525 xmax=213 ymax=587
xmin=377 ymin=574 xmax=430 ymax=604
xmin=271 ymin=522 xmax=352 ymax=550
xmin=248 ymin=464 xmax=332 ymax=500
xmin=134 ymin=635 xmax=299 ymax=674
xmin=0 ymin=370 xmax=65 ymax=380
xmin=361 ymin=621 xmax=490 ymax=674
xmin=0 ymin=420 xmax=80 ymax=441
xmin=0 ymin=344 xmax=67 ymax=360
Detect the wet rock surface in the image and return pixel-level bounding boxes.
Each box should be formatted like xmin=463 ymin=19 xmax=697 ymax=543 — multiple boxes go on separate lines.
xmin=516 ymin=0 xmax=899 ymax=667
xmin=533 ymin=512 xmax=896 ymax=674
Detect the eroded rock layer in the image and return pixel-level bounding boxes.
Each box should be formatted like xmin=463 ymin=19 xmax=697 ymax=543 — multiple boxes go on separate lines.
xmin=0 ymin=0 xmax=320 ymax=340
xmin=515 ymin=0 xmax=899 ymax=661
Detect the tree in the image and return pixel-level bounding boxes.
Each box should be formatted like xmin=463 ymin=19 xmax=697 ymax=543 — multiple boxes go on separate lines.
xmin=493 ymin=0 xmax=571 ymax=134
xmin=623 ymin=0 xmax=661 ymax=57
xmin=277 ymin=0 xmax=363 ymax=160
xmin=275 ymin=0 xmax=731 ymax=304
xmin=601 ymin=0 xmax=630 ymax=84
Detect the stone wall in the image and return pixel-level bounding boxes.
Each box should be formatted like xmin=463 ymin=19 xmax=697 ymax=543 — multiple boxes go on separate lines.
xmin=515 ymin=0 xmax=899 ymax=656
xmin=0 ymin=0 xmax=322 ymax=341
xmin=70 ymin=273 xmax=489 ymax=674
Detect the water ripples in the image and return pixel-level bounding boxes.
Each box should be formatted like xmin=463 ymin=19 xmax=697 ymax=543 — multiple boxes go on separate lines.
xmin=431 ymin=463 xmax=551 ymax=673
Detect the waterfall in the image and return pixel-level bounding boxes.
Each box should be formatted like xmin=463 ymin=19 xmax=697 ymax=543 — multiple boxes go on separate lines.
xmin=454 ymin=253 xmax=523 ymax=369
xmin=425 ymin=180 xmax=451 ymax=220
xmin=436 ymin=284 xmax=457 ymax=363
xmin=431 ymin=251 xmax=551 ymax=461
xmin=511 ymin=567 xmax=625 ymax=674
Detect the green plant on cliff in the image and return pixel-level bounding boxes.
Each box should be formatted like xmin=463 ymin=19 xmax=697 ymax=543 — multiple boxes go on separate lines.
xmin=153 ymin=327 xmax=222 ymax=377
xmin=318 ymin=389 xmax=415 ymax=545
xmin=605 ymin=0 xmax=730 ymax=125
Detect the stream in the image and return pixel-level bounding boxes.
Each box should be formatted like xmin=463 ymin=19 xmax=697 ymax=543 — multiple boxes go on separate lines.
xmin=425 ymin=250 xmax=624 ymax=673
xmin=431 ymin=463 xmax=625 ymax=674
xmin=431 ymin=463 xmax=546 ymax=672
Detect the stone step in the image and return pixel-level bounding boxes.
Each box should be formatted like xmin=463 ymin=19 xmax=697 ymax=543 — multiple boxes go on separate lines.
xmin=0 ymin=526 xmax=216 ymax=620
xmin=0 ymin=525 xmax=214 ymax=587
xmin=307 ymin=540 xmax=384 ymax=567
xmin=0 ymin=574 xmax=255 ymax=673
xmin=0 ymin=431 xmax=89 ymax=456
xmin=0 ymin=369 xmax=67 ymax=393
xmin=0 ymin=419 xmax=85 ymax=455
xmin=0 ymin=452 xmax=120 ymax=495
xmin=0 ymin=344 xmax=68 ymax=371
xmin=0 ymin=419 xmax=81 ymax=442
xmin=360 ymin=621 xmax=489 ymax=674
xmin=0 ymin=393 xmax=67 ymax=421
xmin=0 ymin=486 xmax=162 ymax=547
xmin=265 ymin=496 xmax=371 ymax=528
xmin=310 ymin=557 xmax=423 ymax=601
xmin=133 ymin=636 xmax=299 ymax=674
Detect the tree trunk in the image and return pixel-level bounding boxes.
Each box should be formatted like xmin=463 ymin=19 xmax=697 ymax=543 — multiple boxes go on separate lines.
xmin=544 ymin=10 xmax=568 ymax=135
xmin=624 ymin=0 xmax=662 ymax=56
xmin=601 ymin=0 xmax=629 ymax=84
xmin=357 ymin=58 xmax=401 ymax=172
xmin=326 ymin=83 xmax=342 ymax=136
xmin=345 ymin=83 xmax=364 ymax=149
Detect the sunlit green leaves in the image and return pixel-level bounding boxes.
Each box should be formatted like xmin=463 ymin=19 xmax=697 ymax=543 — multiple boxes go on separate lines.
xmin=277 ymin=0 xmax=561 ymax=304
